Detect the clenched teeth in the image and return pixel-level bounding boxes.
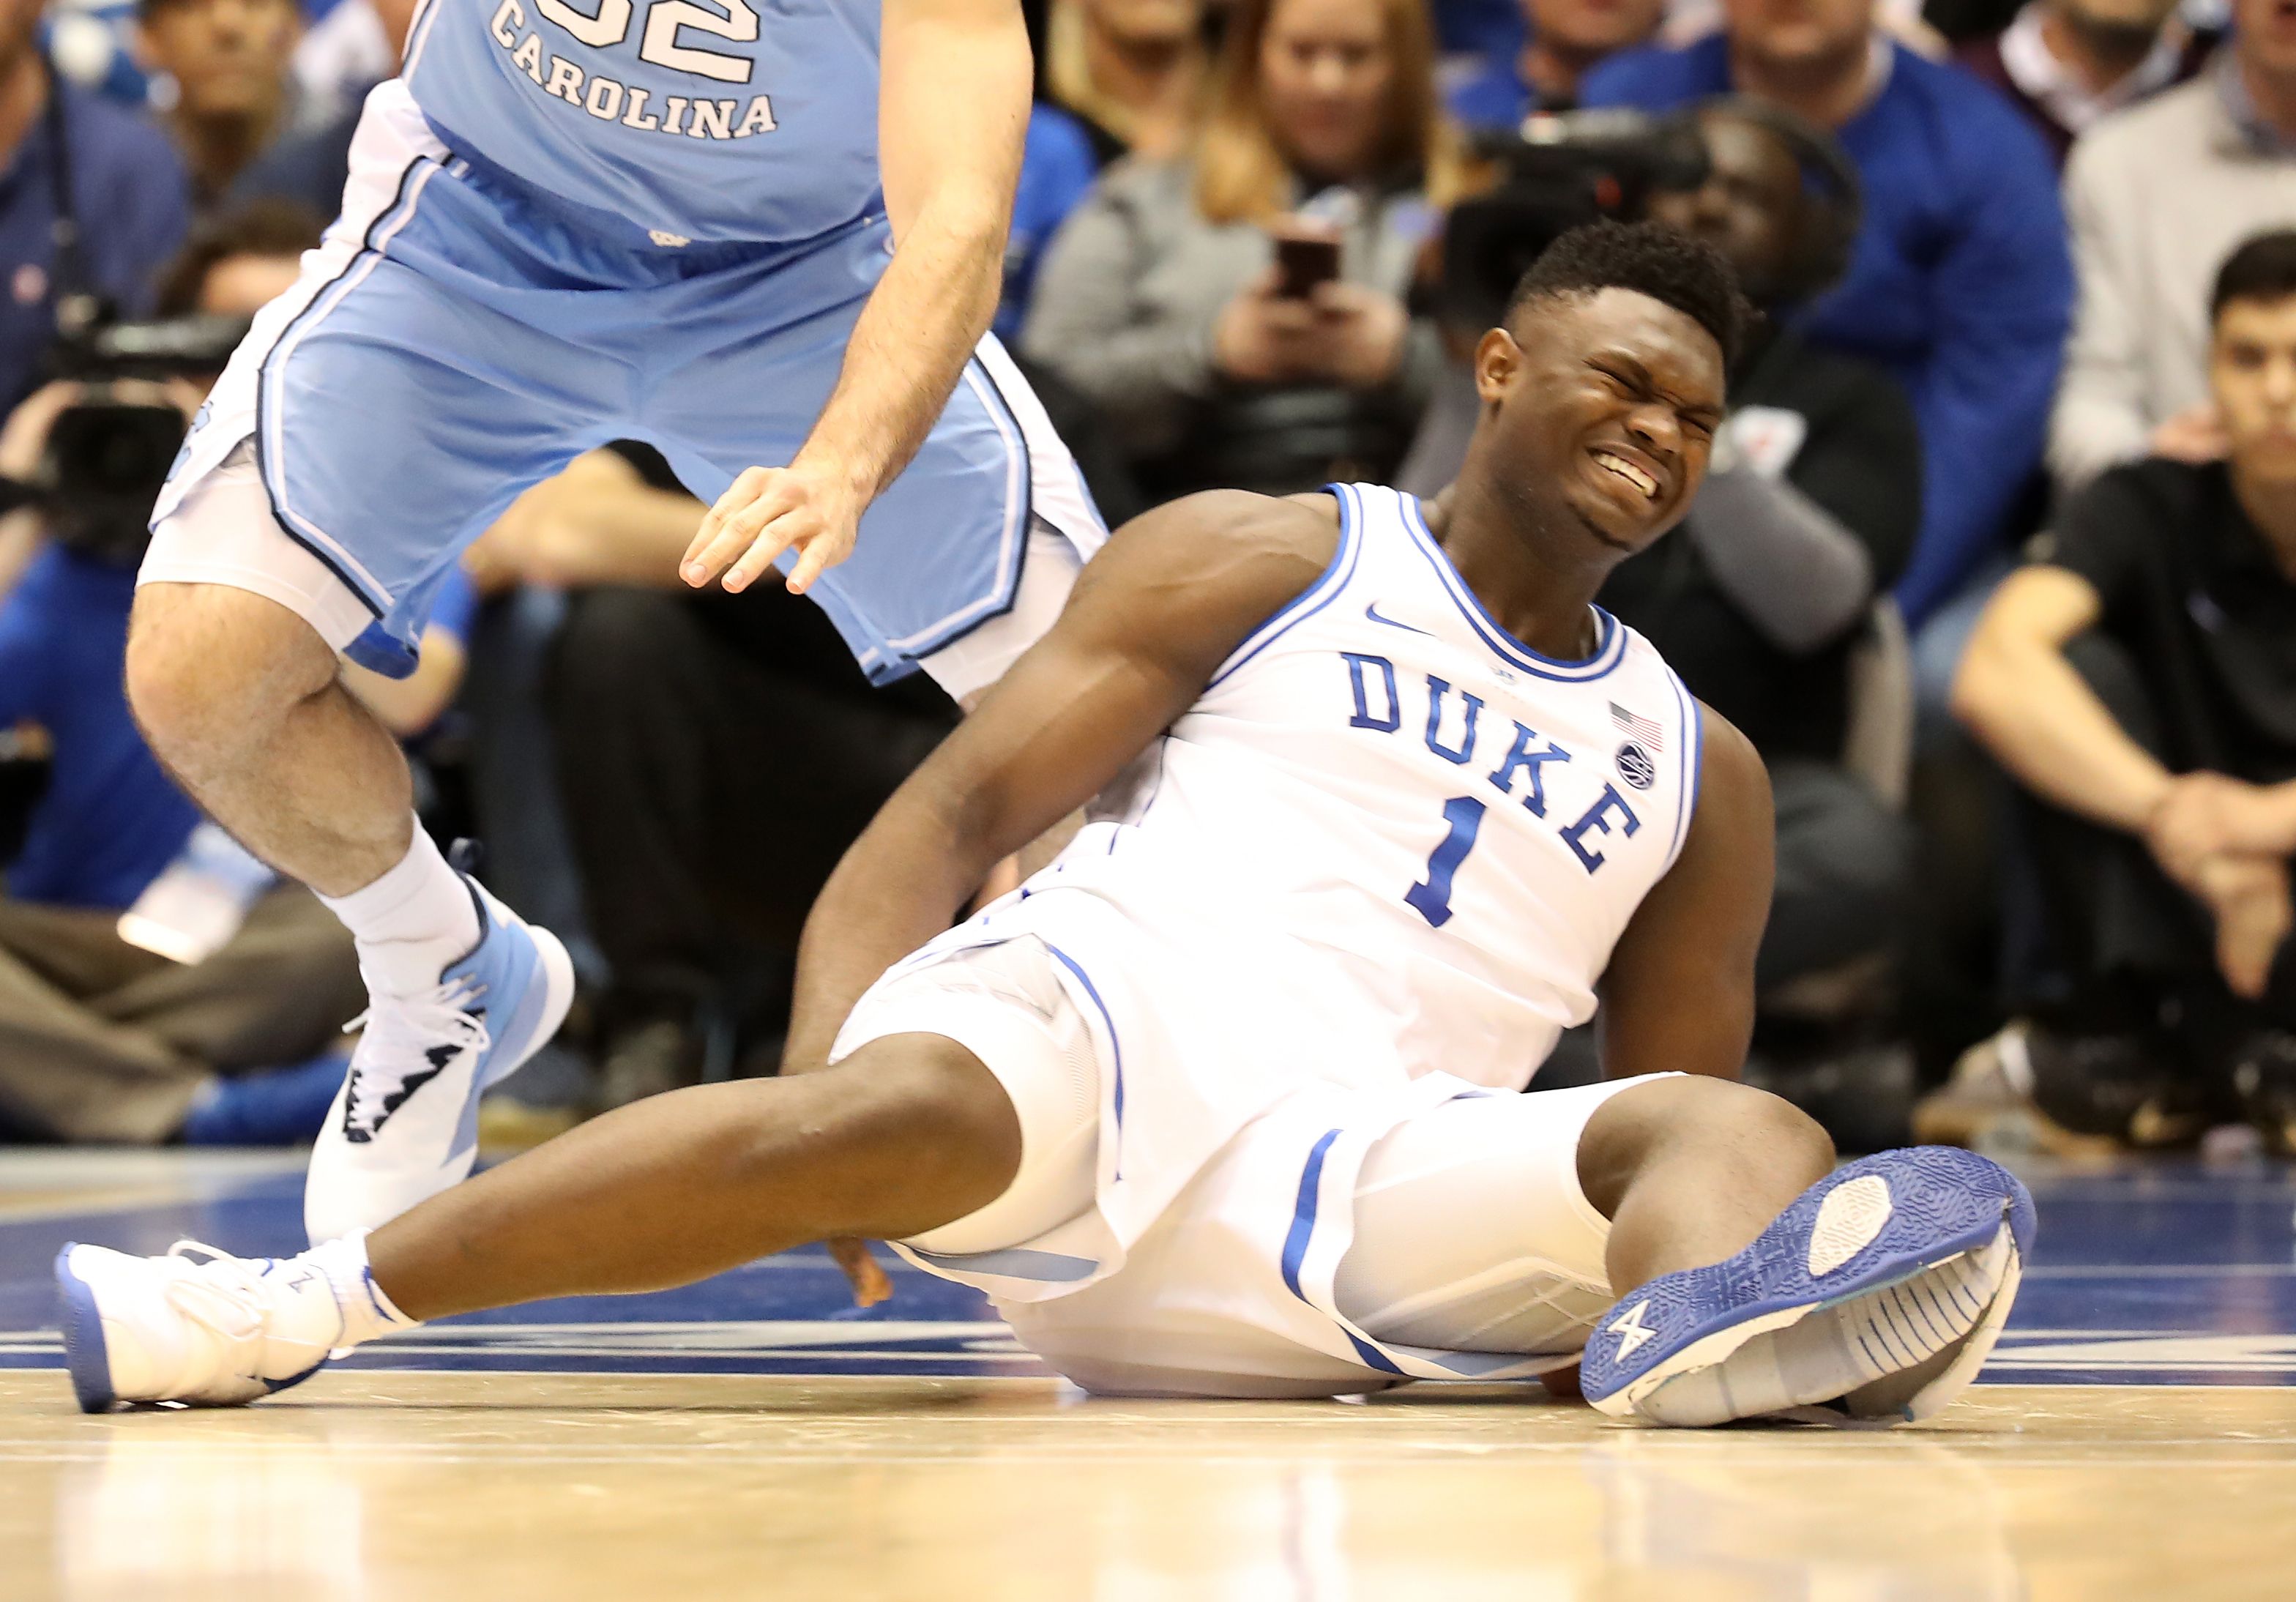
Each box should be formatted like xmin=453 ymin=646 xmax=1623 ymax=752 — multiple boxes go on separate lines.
xmin=1593 ymin=451 xmax=1658 ymax=499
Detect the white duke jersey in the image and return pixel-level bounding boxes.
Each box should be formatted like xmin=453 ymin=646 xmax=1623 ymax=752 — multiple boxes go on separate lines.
xmin=1040 ymin=480 xmax=1704 ymax=1093
xmin=403 ymin=0 xmax=882 ymax=244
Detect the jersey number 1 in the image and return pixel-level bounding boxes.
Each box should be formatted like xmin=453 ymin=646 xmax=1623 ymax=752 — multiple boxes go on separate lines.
xmin=537 ymin=0 xmax=760 ymax=83
xmin=1405 ymin=796 xmax=1486 ymax=928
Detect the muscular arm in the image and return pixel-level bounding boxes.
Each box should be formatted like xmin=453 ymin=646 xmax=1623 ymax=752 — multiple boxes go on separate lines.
xmin=680 ymin=0 xmax=1032 ymax=595
xmin=1950 ymin=566 xmax=2171 ymax=833
xmin=783 ymin=492 xmax=1340 ymax=1073
xmin=1598 ymin=711 xmax=1774 ymax=1081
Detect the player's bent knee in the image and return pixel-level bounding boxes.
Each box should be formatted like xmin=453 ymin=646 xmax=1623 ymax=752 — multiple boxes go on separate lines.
xmin=1576 ymin=1076 xmax=1833 ymax=1218
xmin=813 ymin=1035 xmax=1028 ymax=1240
xmin=125 ymin=584 xmax=340 ymax=753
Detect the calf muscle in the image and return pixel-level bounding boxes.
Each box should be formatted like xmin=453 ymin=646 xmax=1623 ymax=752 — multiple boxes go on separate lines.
xmin=365 ymin=1036 xmax=1023 ymax=1321
xmin=126 ymin=584 xmax=414 ymax=895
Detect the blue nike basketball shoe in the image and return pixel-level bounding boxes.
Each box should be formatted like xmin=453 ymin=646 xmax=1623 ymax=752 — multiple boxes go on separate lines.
xmin=1581 ymin=1147 xmax=2033 ymax=1426
xmin=304 ymin=876 xmax=575 ymax=1245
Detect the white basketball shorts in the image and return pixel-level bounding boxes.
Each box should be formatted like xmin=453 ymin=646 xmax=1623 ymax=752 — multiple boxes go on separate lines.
xmin=832 ymin=935 xmax=1678 ymax=1398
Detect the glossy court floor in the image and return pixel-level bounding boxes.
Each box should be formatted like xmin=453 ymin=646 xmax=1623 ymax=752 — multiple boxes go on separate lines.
xmin=1 ymin=1150 xmax=2294 ymax=1600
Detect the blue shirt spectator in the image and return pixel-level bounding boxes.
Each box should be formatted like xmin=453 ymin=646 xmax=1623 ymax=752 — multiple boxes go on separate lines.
xmin=1584 ymin=34 xmax=2075 ymax=628
xmin=0 ymin=69 xmax=192 ymax=413
xmin=1451 ymin=50 xmax=1547 ymax=129
xmin=0 ymin=545 xmax=200 ymax=909
xmin=996 ymin=104 xmax=1104 ymax=343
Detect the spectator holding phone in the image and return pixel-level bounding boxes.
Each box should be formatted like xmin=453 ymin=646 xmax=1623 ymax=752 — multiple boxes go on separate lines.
xmin=1021 ymin=0 xmax=1471 ymax=500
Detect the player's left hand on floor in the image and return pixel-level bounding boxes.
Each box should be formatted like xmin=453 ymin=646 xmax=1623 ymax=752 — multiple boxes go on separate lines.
xmin=682 ymin=463 xmax=863 ymax=596
xmin=829 ymin=1236 xmax=894 ymax=1308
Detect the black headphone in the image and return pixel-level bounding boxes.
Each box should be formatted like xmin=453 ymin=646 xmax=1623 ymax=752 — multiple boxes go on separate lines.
xmin=1685 ymin=97 xmax=1865 ymax=306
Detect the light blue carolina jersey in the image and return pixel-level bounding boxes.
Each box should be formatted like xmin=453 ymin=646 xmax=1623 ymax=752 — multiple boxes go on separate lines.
xmin=403 ymin=0 xmax=883 ymax=245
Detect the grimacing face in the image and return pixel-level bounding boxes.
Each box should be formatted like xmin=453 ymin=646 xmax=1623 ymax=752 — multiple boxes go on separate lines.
xmin=1473 ymin=288 xmax=1727 ymax=556
xmin=2215 ymin=294 xmax=2296 ymax=486
xmin=1645 ymin=113 xmax=1804 ymax=308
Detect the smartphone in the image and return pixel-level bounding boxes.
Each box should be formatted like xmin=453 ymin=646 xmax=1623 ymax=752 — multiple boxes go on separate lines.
xmin=1273 ymin=234 xmax=1341 ymax=299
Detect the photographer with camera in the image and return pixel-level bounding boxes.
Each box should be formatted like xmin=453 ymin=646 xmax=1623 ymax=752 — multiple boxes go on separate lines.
xmin=1020 ymin=0 xmax=1471 ymax=501
xmin=0 ymin=0 xmax=190 ymax=416
xmin=0 ymin=200 xmax=390 ymax=1147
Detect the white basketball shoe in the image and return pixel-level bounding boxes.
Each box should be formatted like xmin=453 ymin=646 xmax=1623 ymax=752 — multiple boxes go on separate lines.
xmin=56 ymin=1243 xmax=347 ymax=1412
xmin=305 ymin=877 xmax=575 ymax=1244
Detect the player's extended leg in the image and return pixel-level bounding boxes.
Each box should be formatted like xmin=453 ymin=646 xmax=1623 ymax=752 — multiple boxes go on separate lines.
xmin=1573 ymin=1078 xmax=2032 ymax=1425
xmin=55 ymin=1034 xmax=1024 ymax=1411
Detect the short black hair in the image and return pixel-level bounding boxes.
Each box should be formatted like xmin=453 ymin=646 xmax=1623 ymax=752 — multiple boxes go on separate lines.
xmin=1505 ymin=220 xmax=1752 ymax=368
xmin=2212 ymin=230 xmax=2296 ymax=324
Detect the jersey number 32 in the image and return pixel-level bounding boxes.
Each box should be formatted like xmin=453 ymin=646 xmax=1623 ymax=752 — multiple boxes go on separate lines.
xmin=536 ymin=0 xmax=758 ymax=83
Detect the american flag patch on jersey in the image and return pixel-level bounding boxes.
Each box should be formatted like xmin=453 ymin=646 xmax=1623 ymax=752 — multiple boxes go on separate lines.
xmin=1610 ymin=703 xmax=1665 ymax=752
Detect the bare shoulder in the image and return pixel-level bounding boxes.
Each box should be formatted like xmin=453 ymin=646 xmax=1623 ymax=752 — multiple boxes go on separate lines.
xmin=1697 ymin=706 xmax=1767 ymax=798
xmin=1687 ymin=704 xmax=1774 ymax=856
xmin=1072 ymin=489 xmax=1343 ymax=647
xmin=1099 ymin=487 xmax=1340 ymax=573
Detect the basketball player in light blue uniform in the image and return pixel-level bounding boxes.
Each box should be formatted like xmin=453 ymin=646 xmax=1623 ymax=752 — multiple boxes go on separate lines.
xmin=64 ymin=226 xmax=2032 ymax=1427
xmin=126 ymin=0 xmax=1103 ymax=1245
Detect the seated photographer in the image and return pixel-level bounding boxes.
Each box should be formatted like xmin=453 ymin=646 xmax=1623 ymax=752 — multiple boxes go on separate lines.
xmin=0 ymin=0 xmax=190 ymax=414
xmin=1952 ymin=231 xmax=2296 ymax=1154
xmin=1448 ymin=0 xmax=1666 ymax=129
xmin=0 ymin=201 xmax=388 ymax=1147
xmin=1020 ymin=0 xmax=1469 ymax=502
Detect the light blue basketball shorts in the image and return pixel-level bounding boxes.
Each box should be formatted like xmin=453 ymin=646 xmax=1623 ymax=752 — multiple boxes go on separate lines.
xmin=144 ymin=83 xmax=1103 ymax=698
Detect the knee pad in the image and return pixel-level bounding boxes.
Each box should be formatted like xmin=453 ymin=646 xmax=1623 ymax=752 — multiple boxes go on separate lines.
xmin=835 ymin=939 xmax=1102 ymax=1255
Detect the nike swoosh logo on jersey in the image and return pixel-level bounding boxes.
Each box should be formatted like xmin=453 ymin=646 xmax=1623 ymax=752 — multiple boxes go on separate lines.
xmin=1364 ymin=603 xmax=1434 ymax=636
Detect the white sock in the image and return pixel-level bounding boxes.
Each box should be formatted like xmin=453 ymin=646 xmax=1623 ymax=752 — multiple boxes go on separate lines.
xmin=305 ymin=1230 xmax=422 ymax=1350
xmin=318 ymin=822 xmax=481 ymax=997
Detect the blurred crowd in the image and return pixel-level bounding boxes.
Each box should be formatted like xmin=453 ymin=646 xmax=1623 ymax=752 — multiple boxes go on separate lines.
xmin=0 ymin=0 xmax=2292 ymax=1162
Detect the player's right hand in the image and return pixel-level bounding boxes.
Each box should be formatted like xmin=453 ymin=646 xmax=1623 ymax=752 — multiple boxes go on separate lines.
xmin=682 ymin=461 xmax=865 ymax=597
xmin=829 ymin=1236 xmax=895 ymax=1307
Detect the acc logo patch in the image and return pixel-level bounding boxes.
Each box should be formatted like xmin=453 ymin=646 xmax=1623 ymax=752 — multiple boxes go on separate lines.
xmin=1615 ymin=742 xmax=1658 ymax=791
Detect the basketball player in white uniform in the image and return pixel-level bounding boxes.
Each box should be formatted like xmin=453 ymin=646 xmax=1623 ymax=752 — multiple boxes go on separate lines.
xmin=59 ymin=224 xmax=2032 ymax=1426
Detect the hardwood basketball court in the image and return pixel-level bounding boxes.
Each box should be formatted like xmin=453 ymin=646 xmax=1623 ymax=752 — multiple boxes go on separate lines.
xmin=1 ymin=1150 xmax=2292 ymax=1599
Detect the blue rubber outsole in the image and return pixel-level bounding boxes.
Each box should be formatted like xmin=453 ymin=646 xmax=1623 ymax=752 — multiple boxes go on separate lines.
xmin=1580 ymin=1147 xmax=2035 ymax=1411
xmin=54 ymin=1246 xmax=117 ymax=1415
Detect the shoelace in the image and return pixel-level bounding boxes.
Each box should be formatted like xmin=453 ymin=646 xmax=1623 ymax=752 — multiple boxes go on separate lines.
xmin=158 ymin=1242 xmax=273 ymax=1345
xmin=159 ymin=1243 xmax=340 ymax=1380
xmin=340 ymin=977 xmax=492 ymax=1139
